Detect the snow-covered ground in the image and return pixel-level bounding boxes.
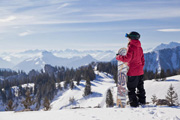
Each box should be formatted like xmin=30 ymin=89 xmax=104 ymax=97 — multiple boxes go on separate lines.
xmin=0 ymin=71 xmax=180 ymax=120
xmin=0 ymin=107 xmax=180 ymax=120
xmin=50 ymin=72 xmax=180 ymax=110
xmin=51 ymin=71 xmax=116 ymax=110
xmin=145 ymin=75 xmax=180 ymax=103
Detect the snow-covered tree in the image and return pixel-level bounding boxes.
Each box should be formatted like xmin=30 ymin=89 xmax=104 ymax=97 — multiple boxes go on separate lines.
xmin=166 ymin=84 xmax=178 ymax=106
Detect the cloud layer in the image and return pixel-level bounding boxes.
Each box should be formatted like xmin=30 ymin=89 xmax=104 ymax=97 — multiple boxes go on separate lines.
xmin=157 ymin=29 xmax=180 ymax=32
xmin=0 ymin=0 xmax=180 ymax=51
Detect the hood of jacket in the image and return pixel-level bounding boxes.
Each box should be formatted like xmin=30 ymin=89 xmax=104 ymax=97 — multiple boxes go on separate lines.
xmin=130 ymin=40 xmax=141 ymax=47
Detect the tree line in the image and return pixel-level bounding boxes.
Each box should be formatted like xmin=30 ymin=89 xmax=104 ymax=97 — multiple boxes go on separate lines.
xmin=97 ymin=62 xmax=180 ymax=82
xmin=0 ymin=64 xmax=95 ymax=111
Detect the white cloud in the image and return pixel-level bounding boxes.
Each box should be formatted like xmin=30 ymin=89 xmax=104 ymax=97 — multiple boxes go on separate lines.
xmin=157 ymin=29 xmax=180 ymax=32
xmin=57 ymin=3 xmax=70 ymax=9
xmin=0 ymin=16 xmax=16 ymax=22
xmin=19 ymin=30 xmax=32 ymax=36
xmin=1 ymin=0 xmax=180 ymax=26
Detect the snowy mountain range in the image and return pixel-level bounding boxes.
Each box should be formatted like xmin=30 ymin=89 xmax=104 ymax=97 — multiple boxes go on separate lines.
xmin=0 ymin=49 xmax=116 ymax=72
xmin=1 ymin=41 xmax=180 ymax=73
xmin=153 ymin=42 xmax=180 ymax=51
xmin=0 ymin=58 xmax=14 ymax=68
xmin=13 ymin=51 xmax=97 ymax=73
xmin=144 ymin=46 xmax=180 ymax=72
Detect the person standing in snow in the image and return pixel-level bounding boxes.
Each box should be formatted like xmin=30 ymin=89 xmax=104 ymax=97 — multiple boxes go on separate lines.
xmin=116 ymin=31 xmax=146 ymax=107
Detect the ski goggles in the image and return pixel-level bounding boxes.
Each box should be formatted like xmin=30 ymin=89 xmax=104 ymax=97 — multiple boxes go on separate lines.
xmin=125 ymin=33 xmax=137 ymax=38
xmin=125 ymin=33 xmax=129 ymax=38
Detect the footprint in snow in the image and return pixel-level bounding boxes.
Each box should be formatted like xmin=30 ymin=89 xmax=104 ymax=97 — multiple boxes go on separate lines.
xmin=92 ymin=116 xmax=96 ymax=118
xmin=149 ymin=111 xmax=155 ymax=114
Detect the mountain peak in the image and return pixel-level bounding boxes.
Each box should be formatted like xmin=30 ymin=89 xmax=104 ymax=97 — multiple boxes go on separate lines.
xmin=153 ymin=41 xmax=180 ymax=51
xmin=41 ymin=51 xmax=54 ymax=57
xmin=82 ymin=54 xmax=97 ymax=61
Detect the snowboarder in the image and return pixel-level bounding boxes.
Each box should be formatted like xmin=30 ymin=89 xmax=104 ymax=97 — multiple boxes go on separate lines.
xmin=116 ymin=31 xmax=146 ymax=107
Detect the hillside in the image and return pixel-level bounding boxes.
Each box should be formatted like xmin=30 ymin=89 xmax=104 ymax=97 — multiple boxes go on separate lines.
xmin=0 ymin=71 xmax=180 ymax=120
xmin=51 ymin=71 xmax=116 ymax=110
xmin=50 ymin=71 xmax=180 ymax=110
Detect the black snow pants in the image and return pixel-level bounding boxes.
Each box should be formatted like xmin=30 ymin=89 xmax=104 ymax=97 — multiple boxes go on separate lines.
xmin=127 ymin=75 xmax=146 ymax=107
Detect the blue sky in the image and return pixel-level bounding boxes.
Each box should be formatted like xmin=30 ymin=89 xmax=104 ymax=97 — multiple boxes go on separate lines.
xmin=0 ymin=0 xmax=180 ymax=52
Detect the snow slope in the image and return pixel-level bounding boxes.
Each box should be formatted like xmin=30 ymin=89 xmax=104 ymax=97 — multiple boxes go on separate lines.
xmin=50 ymin=72 xmax=180 ymax=110
xmin=51 ymin=71 xmax=116 ymax=110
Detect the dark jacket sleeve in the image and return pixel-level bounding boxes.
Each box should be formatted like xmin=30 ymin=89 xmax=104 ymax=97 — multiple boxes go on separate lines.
xmin=116 ymin=46 xmax=133 ymax=62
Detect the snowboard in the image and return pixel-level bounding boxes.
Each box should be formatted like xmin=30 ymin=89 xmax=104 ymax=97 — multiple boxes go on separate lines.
xmin=116 ymin=48 xmax=128 ymax=108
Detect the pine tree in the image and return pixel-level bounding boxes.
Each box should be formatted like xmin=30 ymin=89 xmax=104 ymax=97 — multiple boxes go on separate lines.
xmin=151 ymin=94 xmax=158 ymax=104
xmin=7 ymin=89 xmax=13 ymax=100
xmin=43 ymin=97 xmax=51 ymax=111
xmin=166 ymin=84 xmax=178 ymax=106
xmin=83 ymin=77 xmax=91 ymax=97
xmin=22 ymin=90 xmax=34 ymax=109
xmin=64 ymin=80 xmax=68 ymax=89
xmin=57 ymin=83 xmax=62 ymax=91
xmin=69 ymin=96 xmax=75 ymax=104
xmin=154 ymin=69 xmax=158 ymax=81
xmin=6 ymin=100 xmax=15 ymax=111
xmin=1 ymin=90 xmax=7 ymax=104
xmin=70 ymin=80 xmax=74 ymax=90
xmin=106 ymin=89 xmax=114 ymax=107
xmin=166 ymin=69 xmax=172 ymax=77
xmin=160 ymin=69 xmax=166 ymax=81
xmin=75 ymin=70 xmax=81 ymax=85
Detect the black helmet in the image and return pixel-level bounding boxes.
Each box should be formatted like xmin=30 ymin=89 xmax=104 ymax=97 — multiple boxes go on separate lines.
xmin=125 ymin=31 xmax=140 ymax=40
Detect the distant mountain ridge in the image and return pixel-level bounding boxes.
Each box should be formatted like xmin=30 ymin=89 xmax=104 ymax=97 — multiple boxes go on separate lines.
xmin=1 ymin=42 xmax=180 ymax=73
xmin=144 ymin=46 xmax=180 ymax=72
xmin=0 ymin=49 xmax=116 ymax=64
xmin=13 ymin=51 xmax=97 ymax=73
xmin=0 ymin=58 xmax=14 ymax=69
xmin=153 ymin=42 xmax=180 ymax=51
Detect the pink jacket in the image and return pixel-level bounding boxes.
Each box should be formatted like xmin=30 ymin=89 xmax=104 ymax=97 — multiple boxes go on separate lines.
xmin=116 ymin=40 xmax=145 ymax=76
